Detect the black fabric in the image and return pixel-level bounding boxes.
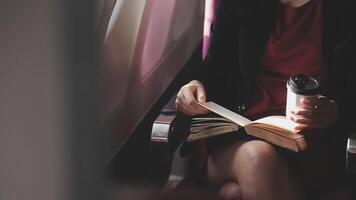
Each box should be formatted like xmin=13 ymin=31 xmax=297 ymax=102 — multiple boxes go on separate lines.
xmin=198 ymin=0 xmax=356 ymax=133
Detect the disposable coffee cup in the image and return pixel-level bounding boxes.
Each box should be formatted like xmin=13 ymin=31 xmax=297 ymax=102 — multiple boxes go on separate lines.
xmin=286 ymin=74 xmax=320 ymax=119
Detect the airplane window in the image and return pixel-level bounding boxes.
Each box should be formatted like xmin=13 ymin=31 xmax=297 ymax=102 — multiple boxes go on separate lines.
xmin=105 ymin=0 xmax=124 ymax=39
xmin=139 ymin=0 xmax=176 ymax=80
xmin=171 ymin=1 xmax=198 ymax=41
xmin=102 ymin=0 xmax=146 ymax=117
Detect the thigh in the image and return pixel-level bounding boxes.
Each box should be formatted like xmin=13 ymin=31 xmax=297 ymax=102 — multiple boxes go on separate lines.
xmin=206 ymin=137 xmax=286 ymax=186
xmin=205 ymin=137 xmax=246 ymax=186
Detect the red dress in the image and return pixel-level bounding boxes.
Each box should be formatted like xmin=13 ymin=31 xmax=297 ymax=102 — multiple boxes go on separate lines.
xmin=245 ymin=0 xmax=325 ymax=119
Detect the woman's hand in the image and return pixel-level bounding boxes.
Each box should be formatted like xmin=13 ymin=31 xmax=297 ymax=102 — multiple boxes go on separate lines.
xmin=175 ymin=80 xmax=209 ymax=116
xmin=288 ymin=96 xmax=339 ymax=130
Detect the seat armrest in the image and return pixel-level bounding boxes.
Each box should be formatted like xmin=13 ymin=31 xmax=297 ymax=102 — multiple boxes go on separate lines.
xmin=151 ymin=112 xmax=190 ymax=153
xmin=151 ymin=113 xmax=176 ymax=143
xmin=150 ymin=109 xmax=191 ymax=188
xmin=346 ymin=132 xmax=356 ymax=174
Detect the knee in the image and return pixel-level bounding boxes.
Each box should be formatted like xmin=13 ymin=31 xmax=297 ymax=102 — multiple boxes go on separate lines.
xmin=237 ymin=140 xmax=286 ymax=173
xmin=218 ymin=182 xmax=242 ymax=200
xmin=207 ymin=156 xmax=225 ymax=187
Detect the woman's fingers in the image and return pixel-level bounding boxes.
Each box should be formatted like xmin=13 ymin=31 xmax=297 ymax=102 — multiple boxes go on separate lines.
xmin=196 ymin=84 xmax=207 ymax=102
xmin=176 ymin=99 xmax=197 ymax=116
xmin=291 ymin=108 xmax=313 ymax=117
xmin=294 ymin=124 xmax=320 ymax=131
xmin=181 ymin=89 xmax=208 ymax=114
xmin=288 ymin=114 xmax=313 ymax=125
xmin=175 ymin=81 xmax=209 ymax=116
xmin=300 ymin=98 xmax=316 ymax=109
xmin=291 ymin=118 xmax=319 ymax=131
xmin=288 ymin=112 xmax=319 ymax=130
xmin=291 ymin=98 xmax=319 ymax=130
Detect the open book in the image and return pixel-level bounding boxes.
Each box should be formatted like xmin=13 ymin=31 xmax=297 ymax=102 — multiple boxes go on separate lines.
xmin=187 ymin=102 xmax=307 ymax=152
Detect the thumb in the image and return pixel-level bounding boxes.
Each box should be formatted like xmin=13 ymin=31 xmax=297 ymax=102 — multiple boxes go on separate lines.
xmin=196 ymin=85 xmax=206 ymax=103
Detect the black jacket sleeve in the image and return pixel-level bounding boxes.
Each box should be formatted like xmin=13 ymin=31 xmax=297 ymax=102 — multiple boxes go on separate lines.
xmin=328 ymin=1 xmax=356 ymax=132
xmin=335 ymin=37 xmax=356 ymax=132
xmin=198 ymin=0 xmax=240 ymax=101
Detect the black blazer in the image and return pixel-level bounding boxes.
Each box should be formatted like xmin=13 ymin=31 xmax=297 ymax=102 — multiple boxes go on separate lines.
xmin=199 ymin=0 xmax=356 ymax=132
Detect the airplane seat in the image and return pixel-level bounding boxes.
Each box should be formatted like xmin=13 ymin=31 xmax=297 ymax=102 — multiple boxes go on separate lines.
xmin=151 ymin=0 xmax=356 ymax=199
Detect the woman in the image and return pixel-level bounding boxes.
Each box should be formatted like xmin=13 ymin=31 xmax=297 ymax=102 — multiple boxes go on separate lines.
xmin=175 ymin=0 xmax=355 ymax=199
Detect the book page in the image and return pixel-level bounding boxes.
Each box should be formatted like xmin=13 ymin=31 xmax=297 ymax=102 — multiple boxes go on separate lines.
xmin=251 ymin=116 xmax=299 ymax=133
xmin=199 ymin=102 xmax=251 ymax=126
xmin=187 ymin=125 xmax=238 ymax=142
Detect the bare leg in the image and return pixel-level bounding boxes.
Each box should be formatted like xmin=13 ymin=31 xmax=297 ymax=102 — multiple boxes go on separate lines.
xmin=207 ymin=140 xmax=299 ymax=200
